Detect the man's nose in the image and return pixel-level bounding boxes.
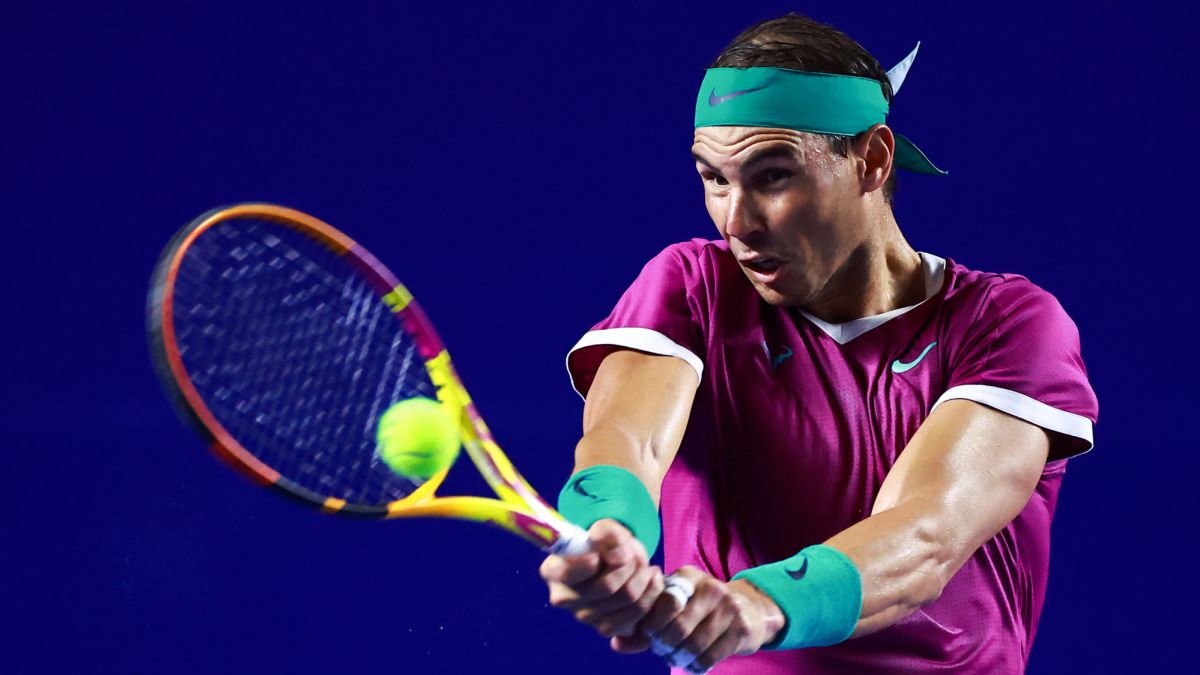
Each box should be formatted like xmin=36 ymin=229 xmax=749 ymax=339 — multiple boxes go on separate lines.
xmin=724 ymin=189 xmax=764 ymax=241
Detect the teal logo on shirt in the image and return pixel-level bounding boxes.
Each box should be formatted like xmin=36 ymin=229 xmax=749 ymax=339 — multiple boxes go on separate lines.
xmin=763 ymin=340 xmax=794 ymax=372
xmin=891 ymin=341 xmax=937 ymax=374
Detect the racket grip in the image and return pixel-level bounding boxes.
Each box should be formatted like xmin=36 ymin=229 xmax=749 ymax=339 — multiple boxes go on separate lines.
xmin=546 ymin=521 xmax=591 ymax=557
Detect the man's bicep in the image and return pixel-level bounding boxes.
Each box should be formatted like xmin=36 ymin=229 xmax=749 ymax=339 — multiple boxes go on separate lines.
xmin=577 ymin=350 xmax=699 ymax=505
xmin=872 ymin=399 xmax=1050 ymax=550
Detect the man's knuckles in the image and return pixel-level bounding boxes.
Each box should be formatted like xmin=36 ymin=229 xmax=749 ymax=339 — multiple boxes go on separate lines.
xmin=728 ymin=614 xmax=752 ymax=643
xmin=635 ymin=577 xmax=664 ymax=612
xmin=592 ymin=570 xmax=632 ymax=598
xmin=704 ymin=584 xmax=730 ymax=606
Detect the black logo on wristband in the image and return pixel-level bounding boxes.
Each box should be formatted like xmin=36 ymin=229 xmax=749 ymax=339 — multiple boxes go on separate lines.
xmin=785 ymin=557 xmax=809 ymax=581
xmin=573 ymin=480 xmax=598 ymax=500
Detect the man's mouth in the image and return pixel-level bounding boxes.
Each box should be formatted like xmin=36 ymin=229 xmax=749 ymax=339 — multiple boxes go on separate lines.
xmin=734 ymin=252 xmax=782 ymax=273
xmin=740 ymin=256 xmax=782 ymax=273
xmin=737 ymin=255 xmax=786 ymax=285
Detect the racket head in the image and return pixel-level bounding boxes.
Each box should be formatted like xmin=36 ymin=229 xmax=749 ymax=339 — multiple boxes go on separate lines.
xmin=148 ymin=204 xmax=578 ymax=549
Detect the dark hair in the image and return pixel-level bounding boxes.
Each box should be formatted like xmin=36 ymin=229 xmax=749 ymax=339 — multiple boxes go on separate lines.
xmin=710 ymin=13 xmax=897 ymax=204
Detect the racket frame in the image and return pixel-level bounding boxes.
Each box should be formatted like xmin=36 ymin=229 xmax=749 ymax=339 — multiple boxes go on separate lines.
xmin=148 ymin=203 xmax=586 ymax=554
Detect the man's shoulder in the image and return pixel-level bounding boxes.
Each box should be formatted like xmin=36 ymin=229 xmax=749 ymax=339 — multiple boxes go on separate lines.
xmin=942 ymin=258 xmax=1073 ymax=327
xmin=653 ymin=238 xmax=733 ymax=266
xmin=642 ymin=238 xmax=743 ymax=287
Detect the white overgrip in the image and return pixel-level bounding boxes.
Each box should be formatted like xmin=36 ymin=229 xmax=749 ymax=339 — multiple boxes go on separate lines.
xmin=546 ymin=522 xmax=592 ymax=557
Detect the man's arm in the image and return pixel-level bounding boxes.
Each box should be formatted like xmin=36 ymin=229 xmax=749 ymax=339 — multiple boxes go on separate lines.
xmin=574 ymin=349 xmax=698 ymax=503
xmin=649 ymin=399 xmax=1051 ymax=671
xmin=540 ymin=349 xmax=698 ymax=641
xmin=826 ymin=398 xmax=1051 ymax=636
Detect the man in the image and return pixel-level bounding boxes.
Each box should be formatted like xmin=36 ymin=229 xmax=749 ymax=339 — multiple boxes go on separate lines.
xmin=540 ymin=13 xmax=1097 ymax=674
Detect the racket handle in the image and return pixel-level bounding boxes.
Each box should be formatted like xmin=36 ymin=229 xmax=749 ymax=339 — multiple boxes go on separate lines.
xmin=546 ymin=522 xmax=591 ymax=556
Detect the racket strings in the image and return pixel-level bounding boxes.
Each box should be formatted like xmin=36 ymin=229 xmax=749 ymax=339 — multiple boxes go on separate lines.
xmin=172 ymin=219 xmax=437 ymax=505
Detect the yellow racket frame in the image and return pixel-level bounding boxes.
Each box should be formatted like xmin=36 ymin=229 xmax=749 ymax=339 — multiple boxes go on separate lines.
xmin=150 ymin=203 xmax=587 ymax=555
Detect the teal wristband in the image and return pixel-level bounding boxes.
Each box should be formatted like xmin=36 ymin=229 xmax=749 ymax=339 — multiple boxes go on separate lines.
xmin=557 ymin=465 xmax=661 ymax=557
xmin=731 ymin=545 xmax=862 ymax=650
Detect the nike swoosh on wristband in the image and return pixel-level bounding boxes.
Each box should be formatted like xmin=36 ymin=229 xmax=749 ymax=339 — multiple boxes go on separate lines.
xmin=891 ymin=340 xmax=938 ymax=374
xmin=573 ymin=480 xmax=598 ymax=500
xmin=785 ymin=557 xmax=809 ymax=581
xmin=707 ymin=84 xmax=770 ymax=106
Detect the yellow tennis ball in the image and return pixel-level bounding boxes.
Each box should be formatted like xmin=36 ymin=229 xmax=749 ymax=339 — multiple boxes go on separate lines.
xmin=376 ymin=397 xmax=461 ymax=479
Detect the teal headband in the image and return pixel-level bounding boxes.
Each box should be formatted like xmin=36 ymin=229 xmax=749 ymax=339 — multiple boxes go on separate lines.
xmin=694 ymin=43 xmax=946 ymax=176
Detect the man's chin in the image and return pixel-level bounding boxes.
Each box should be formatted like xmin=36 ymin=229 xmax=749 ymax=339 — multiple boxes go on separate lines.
xmin=751 ymin=283 xmax=801 ymax=307
xmin=741 ymin=266 xmax=808 ymax=307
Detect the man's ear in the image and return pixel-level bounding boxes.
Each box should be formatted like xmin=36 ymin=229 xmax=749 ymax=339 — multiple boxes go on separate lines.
xmin=852 ymin=123 xmax=895 ymax=195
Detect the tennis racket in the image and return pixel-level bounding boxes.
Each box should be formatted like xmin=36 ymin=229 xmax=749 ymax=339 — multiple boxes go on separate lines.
xmin=147 ymin=203 xmax=694 ymax=668
xmin=146 ymin=203 xmax=590 ymax=555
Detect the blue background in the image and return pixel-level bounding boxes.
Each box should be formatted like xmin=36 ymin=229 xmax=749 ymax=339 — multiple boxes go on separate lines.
xmin=5 ymin=2 xmax=1191 ymax=672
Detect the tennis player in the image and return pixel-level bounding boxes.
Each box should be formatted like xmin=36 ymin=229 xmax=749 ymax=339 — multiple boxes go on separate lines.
xmin=540 ymin=13 xmax=1097 ymax=674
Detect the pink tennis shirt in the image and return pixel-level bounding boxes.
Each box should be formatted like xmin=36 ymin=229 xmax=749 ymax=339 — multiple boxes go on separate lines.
xmin=567 ymin=239 xmax=1098 ymax=674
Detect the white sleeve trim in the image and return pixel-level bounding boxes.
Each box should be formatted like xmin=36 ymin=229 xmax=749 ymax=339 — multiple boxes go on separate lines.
xmin=565 ymin=327 xmax=704 ymax=397
xmin=932 ymin=384 xmax=1094 ymax=452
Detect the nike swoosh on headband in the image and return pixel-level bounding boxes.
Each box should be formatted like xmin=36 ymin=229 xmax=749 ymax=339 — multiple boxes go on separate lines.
xmin=708 ymin=83 xmax=771 ymax=106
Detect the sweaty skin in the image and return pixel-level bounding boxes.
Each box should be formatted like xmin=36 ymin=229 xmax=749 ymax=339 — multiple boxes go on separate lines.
xmin=691 ymin=125 xmax=925 ymax=321
xmin=540 ymin=125 xmax=1053 ymax=671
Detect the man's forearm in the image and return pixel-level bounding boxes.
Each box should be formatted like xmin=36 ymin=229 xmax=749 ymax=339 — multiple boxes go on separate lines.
xmin=573 ymin=350 xmax=698 ymax=507
xmin=823 ymin=400 xmax=1051 ymax=638
xmin=573 ymin=426 xmax=665 ymax=504
xmin=822 ymin=499 xmax=960 ymax=637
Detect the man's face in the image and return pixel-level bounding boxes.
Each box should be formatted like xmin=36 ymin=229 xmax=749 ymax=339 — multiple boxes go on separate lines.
xmin=692 ymin=126 xmax=867 ymax=307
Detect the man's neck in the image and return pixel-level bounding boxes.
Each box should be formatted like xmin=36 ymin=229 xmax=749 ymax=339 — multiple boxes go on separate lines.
xmin=804 ymin=216 xmax=926 ymax=324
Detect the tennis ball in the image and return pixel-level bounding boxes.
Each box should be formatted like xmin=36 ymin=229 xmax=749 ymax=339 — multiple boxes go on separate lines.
xmin=376 ymin=397 xmax=461 ymax=480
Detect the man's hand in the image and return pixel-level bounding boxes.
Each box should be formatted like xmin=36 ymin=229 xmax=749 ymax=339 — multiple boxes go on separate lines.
xmin=540 ymin=519 xmax=665 ymax=640
xmin=633 ymin=565 xmax=785 ymax=672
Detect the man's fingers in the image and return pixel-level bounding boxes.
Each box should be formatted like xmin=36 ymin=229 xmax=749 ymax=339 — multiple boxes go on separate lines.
xmin=543 ymin=554 xmax=608 ymax=610
xmin=568 ymin=556 xmax=640 ymax=609
xmin=675 ymin=609 xmax=733 ymax=669
xmin=688 ymin=624 xmax=745 ymax=673
xmin=539 ymin=552 xmax=602 ymax=585
xmin=650 ymin=569 xmax=720 ymax=651
xmin=547 ymin=581 xmax=584 ymax=610
xmin=588 ymin=519 xmax=647 ymax=567
xmin=543 ymin=521 xmax=651 ymax=614
xmin=637 ymin=583 xmax=687 ymax=635
xmin=610 ymin=633 xmax=651 ymax=654
xmin=686 ymin=612 xmax=748 ymax=667
xmin=654 ymin=593 xmax=715 ymax=651
xmin=590 ymin=565 xmax=664 ymax=636
xmin=638 ymin=568 xmax=700 ymax=635
xmin=662 ymin=573 xmax=696 ymax=608
xmin=674 ymin=578 xmax=768 ymax=673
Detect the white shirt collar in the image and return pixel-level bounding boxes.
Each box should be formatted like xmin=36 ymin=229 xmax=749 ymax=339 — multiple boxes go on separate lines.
xmin=797 ymin=252 xmax=946 ymax=345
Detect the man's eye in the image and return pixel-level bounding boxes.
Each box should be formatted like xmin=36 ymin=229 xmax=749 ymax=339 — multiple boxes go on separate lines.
xmin=763 ymin=168 xmax=792 ymax=184
xmin=706 ymin=174 xmax=729 ymax=186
